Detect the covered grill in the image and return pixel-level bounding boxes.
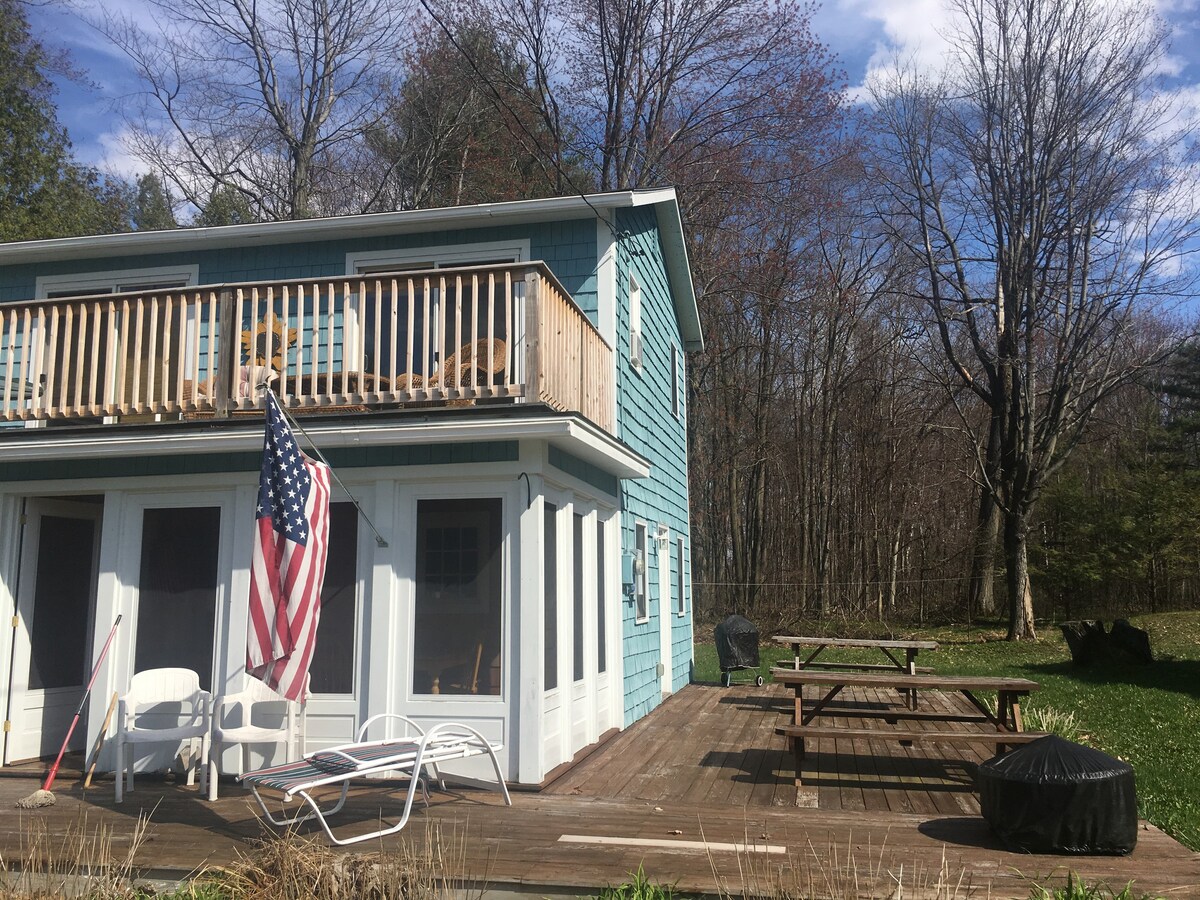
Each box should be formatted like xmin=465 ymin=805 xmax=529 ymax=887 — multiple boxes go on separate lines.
xmin=714 ymin=614 xmax=764 ymax=687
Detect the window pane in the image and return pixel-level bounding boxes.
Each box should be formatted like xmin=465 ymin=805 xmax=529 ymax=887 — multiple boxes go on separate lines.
xmin=573 ymin=513 xmax=584 ymax=683
xmin=677 ymin=537 xmax=686 ymax=615
xmin=635 ymin=523 xmax=648 ymax=621
xmin=543 ymin=503 xmax=558 ymax=691
xmin=309 ymin=503 xmax=357 ymax=694
xmin=136 ymin=507 xmax=219 ymax=690
xmin=413 ymin=498 xmax=503 ymax=696
xmin=596 ymin=520 xmax=606 ymax=674
xmin=29 ymin=515 xmax=94 ymax=690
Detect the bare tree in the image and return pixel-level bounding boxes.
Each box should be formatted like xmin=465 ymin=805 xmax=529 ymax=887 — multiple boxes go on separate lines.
xmin=100 ymin=0 xmax=413 ymax=220
xmin=872 ymin=0 xmax=1199 ymax=639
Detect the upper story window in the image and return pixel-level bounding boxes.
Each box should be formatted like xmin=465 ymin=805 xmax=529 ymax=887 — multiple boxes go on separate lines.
xmin=671 ymin=344 xmax=682 ymax=418
xmin=35 ymin=265 xmax=199 ymax=299
xmin=344 ymin=242 xmax=529 ymax=381
xmin=629 ymin=275 xmax=643 ymax=371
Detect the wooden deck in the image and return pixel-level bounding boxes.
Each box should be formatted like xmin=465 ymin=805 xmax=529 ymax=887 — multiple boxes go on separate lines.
xmin=1 ymin=682 xmax=1197 ymax=898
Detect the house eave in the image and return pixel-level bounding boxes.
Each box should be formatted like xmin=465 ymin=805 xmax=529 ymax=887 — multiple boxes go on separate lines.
xmin=0 ymin=190 xmax=683 ymax=266
xmin=0 ymin=412 xmax=651 ymax=480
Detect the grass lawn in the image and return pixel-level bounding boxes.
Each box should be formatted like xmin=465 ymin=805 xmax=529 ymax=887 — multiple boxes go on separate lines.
xmin=692 ymin=610 xmax=1200 ymax=851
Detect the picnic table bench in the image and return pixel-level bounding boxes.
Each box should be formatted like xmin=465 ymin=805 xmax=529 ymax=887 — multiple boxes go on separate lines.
xmin=771 ymin=669 xmax=1045 ymax=792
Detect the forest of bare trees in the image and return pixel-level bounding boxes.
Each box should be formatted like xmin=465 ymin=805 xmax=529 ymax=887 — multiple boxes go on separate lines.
xmin=84 ymin=0 xmax=1200 ymax=637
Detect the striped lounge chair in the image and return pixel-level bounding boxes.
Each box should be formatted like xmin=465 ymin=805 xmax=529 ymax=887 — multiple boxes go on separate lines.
xmin=238 ymin=714 xmax=511 ymax=845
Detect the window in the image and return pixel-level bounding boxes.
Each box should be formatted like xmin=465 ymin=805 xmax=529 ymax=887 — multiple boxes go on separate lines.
xmin=677 ymin=537 xmax=687 ymax=616
xmin=35 ymin=265 xmax=199 ymax=300
xmin=544 ymin=503 xmax=558 ymax=691
xmin=31 ymin=266 xmax=201 ymax=412
xmin=573 ymin=512 xmax=585 ymax=683
xmin=634 ymin=522 xmax=648 ymax=623
xmin=671 ymin=345 xmax=682 ymax=418
xmin=135 ymin=507 xmax=220 ymax=690
xmin=413 ymin=498 xmax=503 ymax=696
xmin=629 ymin=275 xmax=643 ymax=370
xmin=346 ymin=242 xmax=528 ymax=380
xmin=309 ymin=503 xmax=358 ymax=694
xmin=596 ymin=519 xmax=607 ymax=674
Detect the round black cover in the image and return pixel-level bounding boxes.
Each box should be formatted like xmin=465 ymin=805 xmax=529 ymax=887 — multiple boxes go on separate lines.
xmin=714 ymin=614 xmax=760 ymax=671
xmin=977 ymin=735 xmax=1137 ymax=855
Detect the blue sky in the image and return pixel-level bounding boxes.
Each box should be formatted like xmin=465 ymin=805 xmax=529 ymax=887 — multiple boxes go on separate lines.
xmin=26 ymin=0 xmax=1200 ymax=179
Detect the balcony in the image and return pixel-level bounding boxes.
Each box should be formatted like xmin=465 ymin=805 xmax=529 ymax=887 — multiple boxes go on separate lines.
xmin=0 ymin=262 xmax=614 ymax=434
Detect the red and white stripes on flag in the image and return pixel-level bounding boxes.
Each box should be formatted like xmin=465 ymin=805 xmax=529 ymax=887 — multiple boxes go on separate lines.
xmin=246 ymin=391 xmax=331 ymax=701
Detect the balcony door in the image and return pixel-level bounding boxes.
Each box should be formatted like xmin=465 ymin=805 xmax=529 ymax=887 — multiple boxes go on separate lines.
xmin=5 ymin=498 xmax=102 ymax=763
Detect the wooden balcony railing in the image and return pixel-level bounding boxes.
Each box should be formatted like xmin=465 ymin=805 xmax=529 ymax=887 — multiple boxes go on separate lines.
xmin=0 ymin=262 xmax=614 ymax=433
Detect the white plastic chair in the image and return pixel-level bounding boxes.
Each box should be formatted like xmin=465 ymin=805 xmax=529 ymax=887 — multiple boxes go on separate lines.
xmin=208 ymin=675 xmax=304 ymax=801
xmin=115 ymin=668 xmax=211 ymax=802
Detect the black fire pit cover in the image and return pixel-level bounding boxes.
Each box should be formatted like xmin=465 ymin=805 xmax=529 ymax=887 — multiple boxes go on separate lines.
xmin=977 ymin=735 xmax=1137 ymax=855
xmin=714 ymin=614 xmax=760 ymax=671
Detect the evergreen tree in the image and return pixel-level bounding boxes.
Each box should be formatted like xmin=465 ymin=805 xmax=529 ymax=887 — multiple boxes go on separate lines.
xmin=132 ymin=173 xmax=177 ymax=231
xmin=0 ymin=0 xmax=121 ymax=240
xmin=194 ymin=186 xmax=256 ymax=227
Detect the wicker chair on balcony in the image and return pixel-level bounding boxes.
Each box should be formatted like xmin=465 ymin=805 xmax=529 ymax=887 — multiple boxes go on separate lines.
xmin=392 ymin=338 xmax=507 ymax=396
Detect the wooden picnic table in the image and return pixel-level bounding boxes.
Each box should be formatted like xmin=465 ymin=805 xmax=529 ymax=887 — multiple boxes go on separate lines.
xmin=772 ymin=635 xmax=939 ymax=674
xmin=770 ymin=668 xmax=1045 ymax=793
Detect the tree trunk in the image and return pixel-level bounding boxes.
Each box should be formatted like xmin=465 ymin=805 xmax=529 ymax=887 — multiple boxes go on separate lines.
xmin=1003 ymin=511 xmax=1037 ymax=640
xmin=969 ymin=491 xmax=1001 ymax=619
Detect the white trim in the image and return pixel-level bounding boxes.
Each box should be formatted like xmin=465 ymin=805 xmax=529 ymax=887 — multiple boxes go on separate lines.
xmin=0 ymin=191 xmax=679 ymax=264
xmin=677 ymin=535 xmax=687 ymax=617
xmin=0 ymin=413 xmax=652 ymax=479
xmin=657 ymin=523 xmax=671 ymax=694
xmin=34 ymin=265 xmax=200 ymax=299
xmin=633 ymin=521 xmax=649 ymax=624
xmin=629 ymin=275 xmax=643 ymax=372
xmin=346 ymin=240 xmax=530 ymax=274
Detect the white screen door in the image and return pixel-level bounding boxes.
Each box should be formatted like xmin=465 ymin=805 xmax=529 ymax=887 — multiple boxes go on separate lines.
xmin=6 ymin=499 xmax=102 ymax=763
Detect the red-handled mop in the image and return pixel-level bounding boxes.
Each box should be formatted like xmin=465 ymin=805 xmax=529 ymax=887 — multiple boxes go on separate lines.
xmin=16 ymin=614 xmax=122 ymax=809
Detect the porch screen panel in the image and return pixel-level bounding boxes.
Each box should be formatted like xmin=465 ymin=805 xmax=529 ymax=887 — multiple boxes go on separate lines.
xmin=413 ymin=498 xmax=503 ymax=696
xmin=135 ymin=507 xmax=219 ymax=690
xmin=309 ymin=502 xmax=358 ymax=694
xmin=29 ymin=515 xmax=95 ymax=689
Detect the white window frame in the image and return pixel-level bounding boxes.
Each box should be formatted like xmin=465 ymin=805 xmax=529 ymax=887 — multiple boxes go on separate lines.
xmin=344 ymin=241 xmax=531 ymax=377
xmin=629 ymin=275 xmax=643 ymax=372
xmin=634 ymin=521 xmax=649 ymax=624
xmin=676 ymin=536 xmax=687 ymax=617
xmin=671 ymin=344 xmax=682 ymax=418
xmin=35 ymin=265 xmax=200 ymax=300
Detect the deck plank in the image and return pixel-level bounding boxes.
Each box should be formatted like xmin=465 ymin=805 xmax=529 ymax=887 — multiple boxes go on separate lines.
xmin=2 ymin=682 xmax=1196 ymax=899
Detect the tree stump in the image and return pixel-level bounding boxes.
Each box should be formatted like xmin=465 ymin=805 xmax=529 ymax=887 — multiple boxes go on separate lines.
xmin=1060 ymin=619 xmax=1153 ymax=666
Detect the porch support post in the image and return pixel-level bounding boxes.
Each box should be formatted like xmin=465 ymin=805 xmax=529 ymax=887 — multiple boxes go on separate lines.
xmin=516 ymin=473 xmax=545 ymax=784
xmin=86 ymin=491 xmax=125 ymax=774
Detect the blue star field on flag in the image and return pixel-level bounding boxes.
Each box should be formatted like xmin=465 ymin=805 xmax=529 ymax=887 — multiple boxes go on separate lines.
xmin=256 ymin=392 xmax=312 ymax=546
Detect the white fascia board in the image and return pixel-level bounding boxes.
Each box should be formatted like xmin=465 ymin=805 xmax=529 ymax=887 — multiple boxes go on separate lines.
xmin=652 ymin=201 xmax=703 ymax=352
xmin=1 ymin=414 xmax=652 ymax=479
xmin=0 ymin=190 xmax=681 ymax=266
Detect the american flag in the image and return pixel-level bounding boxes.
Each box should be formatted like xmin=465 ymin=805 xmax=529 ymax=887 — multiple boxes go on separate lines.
xmin=246 ymin=391 xmax=331 ymax=701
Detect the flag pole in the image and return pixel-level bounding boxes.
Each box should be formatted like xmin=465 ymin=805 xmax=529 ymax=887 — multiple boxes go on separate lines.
xmin=268 ymin=390 xmax=389 ymax=548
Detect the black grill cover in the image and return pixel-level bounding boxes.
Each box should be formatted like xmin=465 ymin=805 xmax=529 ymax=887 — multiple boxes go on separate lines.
xmin=977 ymin=735 xmax=1137 ymax=855
xmin=714 ymin=615 xmax=760 ymax=671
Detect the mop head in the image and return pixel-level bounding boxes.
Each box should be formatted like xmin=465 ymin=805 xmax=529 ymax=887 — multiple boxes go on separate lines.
xmin=15 ymin=789 xmax=56 ymax=809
